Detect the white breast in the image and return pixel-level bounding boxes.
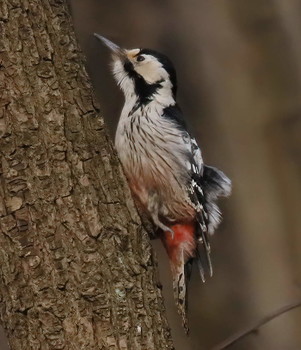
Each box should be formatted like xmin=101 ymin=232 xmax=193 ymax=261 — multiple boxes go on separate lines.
xmin=115 ymin=100 xmax=195 ymax=221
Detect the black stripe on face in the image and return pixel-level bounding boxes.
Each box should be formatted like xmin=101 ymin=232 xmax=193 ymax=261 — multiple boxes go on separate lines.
xmin=123 ymin=59 xmax=163 ymax=105
xmin=123 ymin=60 xmax=136 ymax=79
xmin=134 ymin=76 xmax=163 ymax=105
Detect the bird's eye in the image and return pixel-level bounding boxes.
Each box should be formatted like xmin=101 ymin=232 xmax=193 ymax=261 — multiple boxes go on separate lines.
xmin=136 ymin=55 xmax=145 ymax=62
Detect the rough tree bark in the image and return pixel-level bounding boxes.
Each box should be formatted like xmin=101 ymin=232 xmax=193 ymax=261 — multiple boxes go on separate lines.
xmin=0 ymin=1 xmax=173 ymax=349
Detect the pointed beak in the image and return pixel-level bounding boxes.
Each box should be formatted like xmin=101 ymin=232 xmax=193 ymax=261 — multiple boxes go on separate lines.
xmin=93 ymin=33 xmax=125 ymax=59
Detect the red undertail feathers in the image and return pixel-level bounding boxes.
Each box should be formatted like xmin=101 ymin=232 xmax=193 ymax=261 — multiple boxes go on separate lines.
xmin=162 ymin=223 xmax=196 ymax=333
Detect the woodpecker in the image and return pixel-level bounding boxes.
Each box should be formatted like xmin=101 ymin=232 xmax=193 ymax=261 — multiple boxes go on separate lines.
xmin=95 ymin=34 xmax=232 ymax=331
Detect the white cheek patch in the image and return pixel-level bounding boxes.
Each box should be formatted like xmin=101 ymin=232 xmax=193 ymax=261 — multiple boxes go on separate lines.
xmin=110 ymin=53 xmax=172 ymax=101
xmin=135 ymin=58 xmax=169 ymax=84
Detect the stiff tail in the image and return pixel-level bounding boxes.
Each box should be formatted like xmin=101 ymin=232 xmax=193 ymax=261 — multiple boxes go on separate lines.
xmin=162 ymin=167 xmax=231 ymax=332
xmin=162 ymin=224 xmax=195 ymax=333
xmin=172 ymin=250 xmax=189 ymax=333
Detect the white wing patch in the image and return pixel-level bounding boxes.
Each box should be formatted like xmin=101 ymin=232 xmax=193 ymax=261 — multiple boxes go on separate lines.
xmin=190 ymin=137 xmax=203 ymax=174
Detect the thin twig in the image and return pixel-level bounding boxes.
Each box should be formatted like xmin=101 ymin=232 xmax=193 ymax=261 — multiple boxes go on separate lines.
xmin=211 ymin=300 xmax=301 ymax=350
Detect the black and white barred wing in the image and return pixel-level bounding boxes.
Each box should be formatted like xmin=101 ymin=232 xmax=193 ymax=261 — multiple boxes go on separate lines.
xmin=185 ymin=137 xmax=212 ymax=280
xmin=162 ymin=104 xmax=231 ymax=279
xmin=187 ymin=136 xmax=232 ymax=280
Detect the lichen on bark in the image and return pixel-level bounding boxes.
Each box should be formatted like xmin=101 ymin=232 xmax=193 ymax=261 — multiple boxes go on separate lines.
xmin=0 ymin=1 xmax=173 ymax=349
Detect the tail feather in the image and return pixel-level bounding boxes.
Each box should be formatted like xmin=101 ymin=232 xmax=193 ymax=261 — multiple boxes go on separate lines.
xmin=162 ymin=165 xmax=232 ymax=332
xmin=162 ymin=224 xmax=195 ymax=333
xmin=172 ymin=251 xmax=189 ymax=334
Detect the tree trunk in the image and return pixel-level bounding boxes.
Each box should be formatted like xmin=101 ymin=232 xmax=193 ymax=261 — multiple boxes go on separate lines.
xmin=0 ymin=1 xmax=173 ymax=349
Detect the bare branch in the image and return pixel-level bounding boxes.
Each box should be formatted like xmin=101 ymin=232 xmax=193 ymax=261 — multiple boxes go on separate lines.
xmin=212 ymin=300 xmax=301 ymax=350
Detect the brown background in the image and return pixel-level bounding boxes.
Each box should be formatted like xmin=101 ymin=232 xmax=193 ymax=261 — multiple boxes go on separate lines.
xmin=1 ymin=1 xmax=300 ymax=349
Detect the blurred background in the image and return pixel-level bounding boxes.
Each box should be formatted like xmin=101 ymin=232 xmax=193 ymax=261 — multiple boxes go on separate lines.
xmin=2 ymin=1 xmax=301 ymax=349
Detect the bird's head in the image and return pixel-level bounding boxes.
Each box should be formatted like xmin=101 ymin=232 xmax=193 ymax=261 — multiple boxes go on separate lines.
xmin=94 ymin=34 xmax=177 ymax=105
